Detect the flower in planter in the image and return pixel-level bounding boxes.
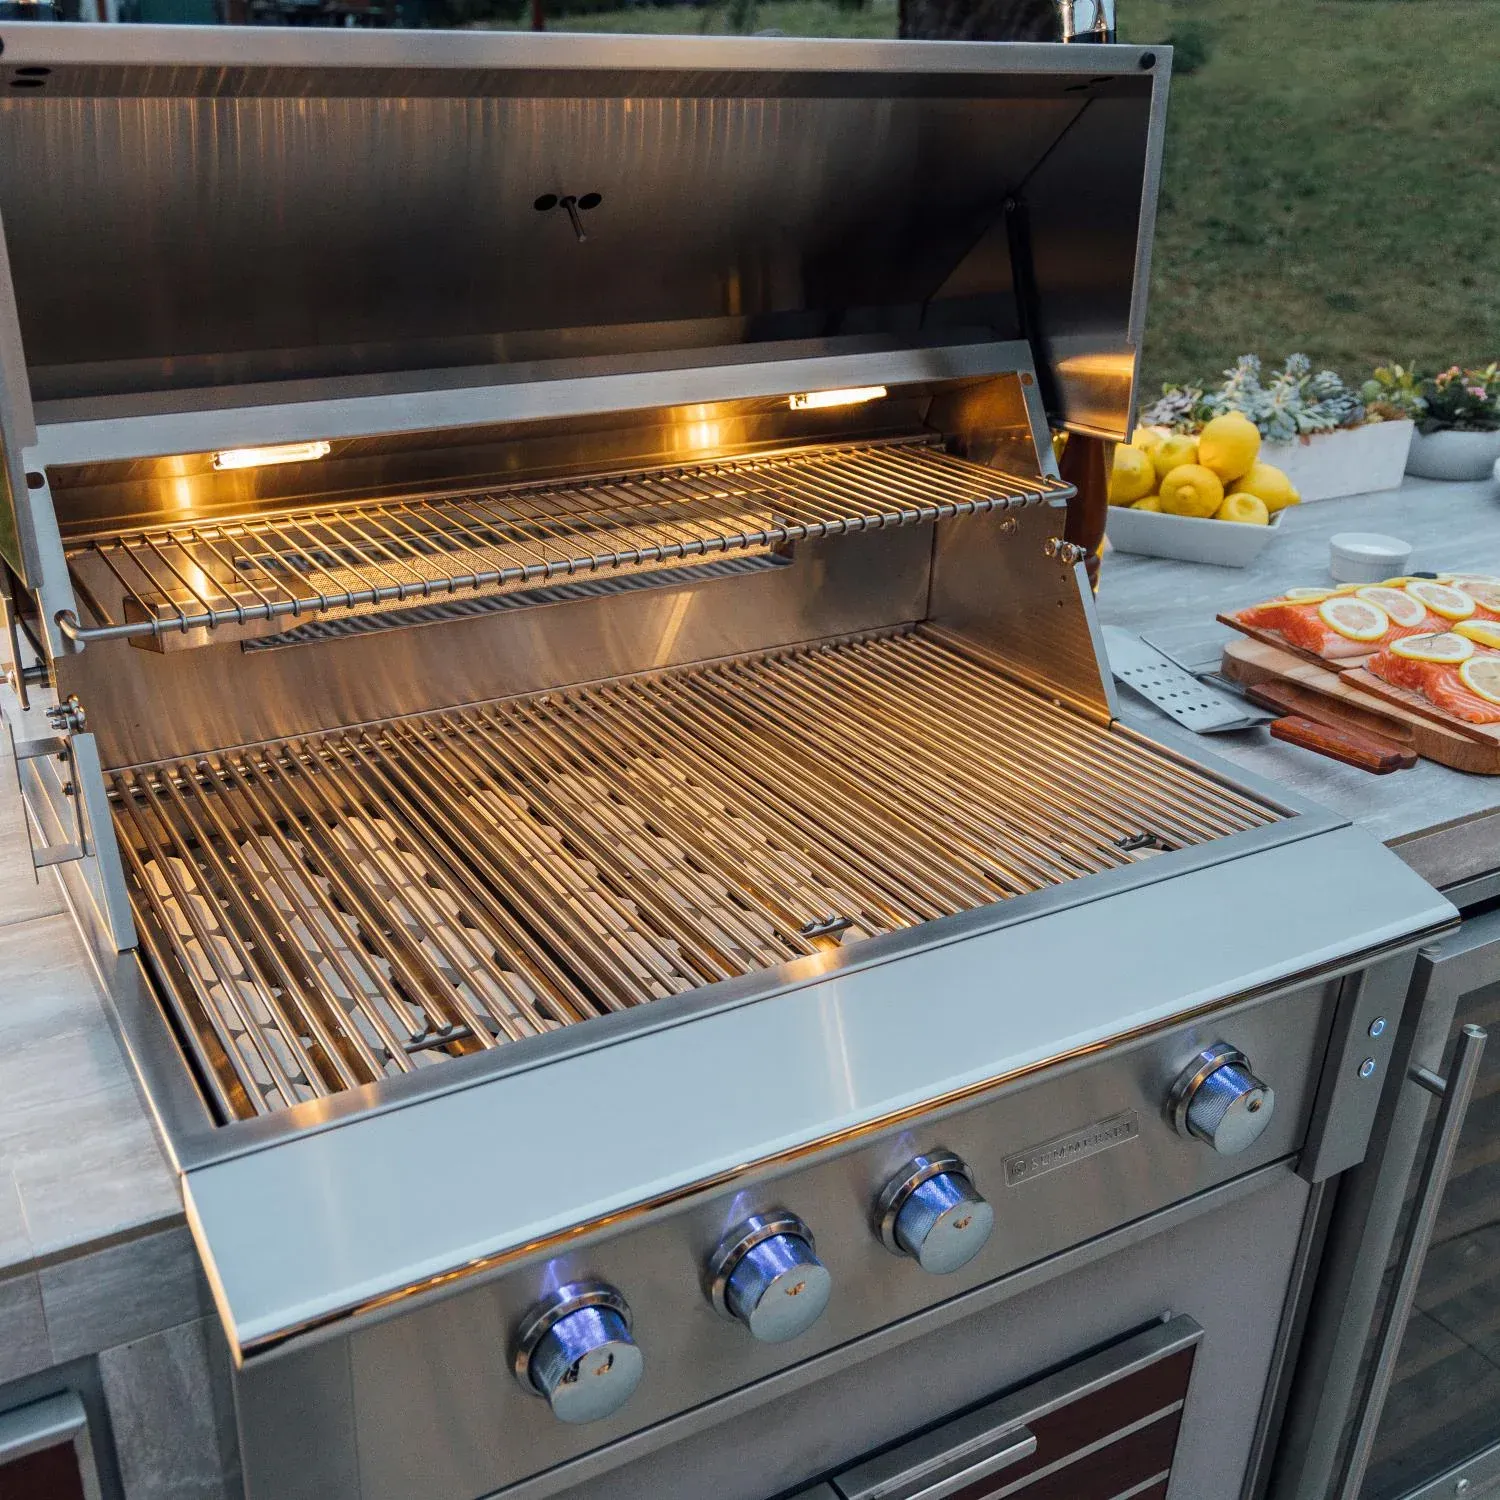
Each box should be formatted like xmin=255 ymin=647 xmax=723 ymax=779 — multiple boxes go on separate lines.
xmin=1417 ymin=364 xmax=1500 ymax=435
xmin=1361 ymin=363 xmax=1426 ymax=423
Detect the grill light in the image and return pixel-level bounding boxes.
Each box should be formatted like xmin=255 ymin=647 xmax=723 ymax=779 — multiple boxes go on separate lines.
xmin=212 ymin=440 xmax=332 ymax=472
xmin=788 ymin=386 xmax=888 ymax=412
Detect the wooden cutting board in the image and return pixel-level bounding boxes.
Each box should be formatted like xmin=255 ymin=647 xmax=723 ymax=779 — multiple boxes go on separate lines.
xmin=1220 ymin=637 xmax=1500 ymax=775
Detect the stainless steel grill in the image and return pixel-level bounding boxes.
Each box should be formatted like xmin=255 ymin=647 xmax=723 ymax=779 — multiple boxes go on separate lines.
xmin=62 ymin=439 xmax=1068 ymax=646
xmin=111 ymin=628 xmax=1283 ymax=1121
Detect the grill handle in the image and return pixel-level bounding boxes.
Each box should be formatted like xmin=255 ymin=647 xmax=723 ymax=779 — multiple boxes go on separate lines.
xmin=835 ymin=1425 xmax=1037 ymax=1500
xmin=1337 ymin=1023 xmax=1488 ymax=1499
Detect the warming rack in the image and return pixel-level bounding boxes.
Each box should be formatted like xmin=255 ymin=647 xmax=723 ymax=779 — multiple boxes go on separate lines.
xmin=110 ymin=628 xmax=1285 ymax=1122
xmin=59 ymin=439 xmax=1072 ymax=646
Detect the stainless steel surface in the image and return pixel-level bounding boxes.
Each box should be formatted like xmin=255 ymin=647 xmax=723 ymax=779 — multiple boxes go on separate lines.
xmin=875 ymin=1153 xmax=994 ymax=1276
xmin=112 ymin=627 xmax=1283 ymax=1122
xmin=285 ymin=1001 xmax=1325 ymax=1500
xmin=512 ymin=1282 xmax=643 ymax=1426
xmin=1169 ymin=1042 xmax=1275 ymax=1155
xmin=0 ymin=32 xmax=1163 ymax=445
xmin=928 ymin=503 xmax=1116 ymax=720
xmin=1272 ymin=915 xmax=1500 ymax=1500
xmin=1337 ymin=1024 xmax=1489 ymax=1500
xmin=238 ymin=1163 xmax=1305 ymax=1500
xmin=708 ymin=1213 xmax=832 ymax=1345
xmin=1298 ymin=953 xmax=1415 ymax=1184
xmin=1104 ymin=626 xmax=1269 ymax=733
xmin=60 ymin=439 xmax=1066 ymax=648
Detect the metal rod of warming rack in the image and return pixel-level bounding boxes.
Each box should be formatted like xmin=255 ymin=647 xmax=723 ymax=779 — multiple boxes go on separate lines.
xmin=53 ymin=442 xmax=1069 ymax=646
xmin=1337 ymin=1023 xmax=1489 ymax=1499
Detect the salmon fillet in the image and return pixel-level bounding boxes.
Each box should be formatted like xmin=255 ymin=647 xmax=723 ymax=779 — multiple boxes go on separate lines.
xmin=1234 ymin=599 xmax=1440 ymax=660
xmin=1367 ymin=649 xmax=1500 ymax=725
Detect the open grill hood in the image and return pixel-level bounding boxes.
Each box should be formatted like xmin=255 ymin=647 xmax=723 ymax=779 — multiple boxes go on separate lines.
xmin=0 ymin=29 xmax=1167 ymax=585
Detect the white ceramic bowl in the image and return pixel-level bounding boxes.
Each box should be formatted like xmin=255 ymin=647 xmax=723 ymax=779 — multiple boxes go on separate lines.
xmin=1105 ymin=505 xmax=1283 ymax=568
xmin=1329 ymin=531 xmax=1413 ymax=585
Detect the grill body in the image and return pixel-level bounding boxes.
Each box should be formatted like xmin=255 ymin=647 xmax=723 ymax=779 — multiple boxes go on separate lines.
xmin=0 ymin=27 xmax=1457 ymax=1500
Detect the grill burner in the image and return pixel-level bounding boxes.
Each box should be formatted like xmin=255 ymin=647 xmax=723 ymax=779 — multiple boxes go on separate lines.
xmin=110 ymin=629 xmax=1282 ymax=1121
xmin=62 ymin=438 xmax=1069 ymax=646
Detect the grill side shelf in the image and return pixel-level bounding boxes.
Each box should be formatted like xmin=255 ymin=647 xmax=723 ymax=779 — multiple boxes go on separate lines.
xmin=59 ymin=440 xmax=1072 ymax=649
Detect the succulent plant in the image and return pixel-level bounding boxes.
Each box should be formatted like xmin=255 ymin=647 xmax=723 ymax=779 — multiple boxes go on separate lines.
xmin=1141 ymin=354 xmax=1366 ymax=441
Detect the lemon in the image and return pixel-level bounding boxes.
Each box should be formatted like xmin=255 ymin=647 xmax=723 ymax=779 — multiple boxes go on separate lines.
xmin=1197 ymin=412 xmax=1262 ymax=484
xmin=1215 ymin=492 xmax=1270 ymax=526
xmin=1391 ymin=632 xmax=1474 ymax=664
xmin=1233 ymin=461 xmax=1299 ymax=513
xmin=1132 ymin=494 xmax=1163 ymax=512
xmin=1405 ymin=580 xmax=1476 ymax=621
xmin=1357 ymin=586 xmax=1428 ymax=627
xmin=1284 ymin=587 xmax=1333 ymax=601
xmin=1456 ymin=620 xmax=1500 ymax=649
xmin=1131 ymin=426 xmax=1166 ymax=454
xmin=1158 ymin=463 xmax=1225 ymax=519
xmin=1460 ymin=656 xmax=1500 ymax=706
xmin=1109 ymin=444 xmax=1157 ymax=505
xmin=1461 ymin=581 xmax=1500 ymax=612
xmin=1152 ymin=433 xmax=1200 ymax=485
xmin=1318 ymin=596 xmax=1390 ymax=642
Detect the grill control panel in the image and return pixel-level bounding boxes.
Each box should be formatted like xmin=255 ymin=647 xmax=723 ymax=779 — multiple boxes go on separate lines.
xmin=505 ymin=1041 xmax=1283 ymax=1427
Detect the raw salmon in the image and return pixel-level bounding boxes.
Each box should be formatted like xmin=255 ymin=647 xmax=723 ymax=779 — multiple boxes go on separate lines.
xmin=1234 ymin=599 xmax=1440 ymax=660
xmin=1367 ymin=648 xmax=1500 ymax=725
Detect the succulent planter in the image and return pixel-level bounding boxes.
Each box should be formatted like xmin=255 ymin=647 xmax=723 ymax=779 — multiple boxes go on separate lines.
xmin=1258 ymin=420 xmax=1414 ymax=502
xmin=1406 ymin=427 xmax=1500 ymax=482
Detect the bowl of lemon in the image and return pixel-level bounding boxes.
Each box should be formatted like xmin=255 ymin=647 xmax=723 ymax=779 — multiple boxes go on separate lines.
xmin=1105 ymin=414 xmax=1300 ymax=568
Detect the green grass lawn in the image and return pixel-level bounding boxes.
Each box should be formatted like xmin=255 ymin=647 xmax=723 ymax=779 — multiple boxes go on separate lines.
xmin=483 ymin=0 xmax=1499 ymax=395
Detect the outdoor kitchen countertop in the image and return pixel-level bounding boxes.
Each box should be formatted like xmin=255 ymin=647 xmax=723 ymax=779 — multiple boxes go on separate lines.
xmin=1096 ymin=471 xmax=1500 ymax=890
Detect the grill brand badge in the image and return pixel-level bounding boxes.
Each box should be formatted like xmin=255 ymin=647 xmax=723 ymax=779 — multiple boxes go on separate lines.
xmin=1004 ymin=1109 xmax=1140 ymax=1186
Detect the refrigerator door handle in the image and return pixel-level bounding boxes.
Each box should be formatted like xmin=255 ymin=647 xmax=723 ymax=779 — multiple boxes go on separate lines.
xmin=1337 ymin=1023 xmax=1489 ymax=1500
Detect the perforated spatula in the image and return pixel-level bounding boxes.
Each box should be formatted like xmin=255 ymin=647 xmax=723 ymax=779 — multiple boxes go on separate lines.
xmin=1102 ymin=628 xmax=1417 ymax=774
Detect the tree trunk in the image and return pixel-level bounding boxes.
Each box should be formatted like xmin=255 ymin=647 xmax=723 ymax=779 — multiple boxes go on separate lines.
xmin=898 ymin=0 xmax=1059 ymax=42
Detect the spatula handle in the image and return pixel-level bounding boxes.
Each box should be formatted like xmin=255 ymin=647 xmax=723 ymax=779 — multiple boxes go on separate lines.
xmin=1269 ymin=715 xmax=1417 ymax=775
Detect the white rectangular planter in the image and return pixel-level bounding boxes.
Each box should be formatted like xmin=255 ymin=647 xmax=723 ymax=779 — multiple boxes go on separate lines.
xmin=1260 ymin=420 xmax=1414 ymax=502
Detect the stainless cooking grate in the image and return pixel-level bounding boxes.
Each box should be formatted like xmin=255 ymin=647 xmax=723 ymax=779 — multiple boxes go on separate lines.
xmin=110 ymin=629 xmax=1284 ymax=1121
xmin=61 ymin=439 xmax=1070 ymax=646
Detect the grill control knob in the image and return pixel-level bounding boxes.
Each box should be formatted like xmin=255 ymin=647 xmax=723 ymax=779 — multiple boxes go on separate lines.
xmin=876 ymin=1152 xmax=994 ymax=1275
xmin=1170 ymin=1042 xmax=1276 ymax=1155
xmin=513 ymin=1282 xmax=643 ymax=1424
xmin=707 ymin=1212 xmax=831 ymax=1344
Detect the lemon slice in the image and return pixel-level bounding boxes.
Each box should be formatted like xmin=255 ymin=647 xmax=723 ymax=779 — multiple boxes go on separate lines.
xmin=1318 ymin=596 xmax=1390 ymax=642
xmin=1391 ymin=632 xmax=1475 ymax=664
xmin=1455 ymin=621 xmax=1500 ymax=650
xmin=1460 ymin=656 xmax=1500 ymax=705
xmin=1460 ymin=581 xmax=1500 ymax=612
xmin=1282 ymin=587 xmax=1333 ymax=602
xmin=1445 ymin=573 xmax=1500 ymax=586
xmin=1405 ymin=580 xmax=1476 ymax=620
xmin=1356 ymin=586 xmax=1428 ymax=627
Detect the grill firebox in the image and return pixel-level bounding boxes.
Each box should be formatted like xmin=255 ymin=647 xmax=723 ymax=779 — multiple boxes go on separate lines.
xmin=111 ymin=628 xmax=1283 ymax=1121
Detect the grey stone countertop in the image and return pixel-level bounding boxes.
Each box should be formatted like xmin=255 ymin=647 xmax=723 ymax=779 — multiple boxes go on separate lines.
xmin=1096 ymin=472 xmax=1500 ymax=890
xmin=0 ymin=763 xmax=201 ymax=1390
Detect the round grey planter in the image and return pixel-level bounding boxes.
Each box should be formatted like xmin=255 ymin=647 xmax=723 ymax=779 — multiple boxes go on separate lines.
xmin=1406 ymin=428 xmax=1500 ymax=481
